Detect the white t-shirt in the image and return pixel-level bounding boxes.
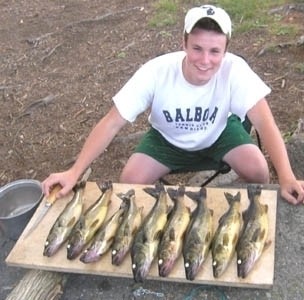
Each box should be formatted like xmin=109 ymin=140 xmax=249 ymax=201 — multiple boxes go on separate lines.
xmin=113 ymin=51 xmax=271 ymax=151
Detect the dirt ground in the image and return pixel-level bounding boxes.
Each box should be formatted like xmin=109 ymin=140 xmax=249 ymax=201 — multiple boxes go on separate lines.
xmin=1 ymin=0 xmax=303 ymax=188
xmin=1 ymin=2 xmax=304 ymax=299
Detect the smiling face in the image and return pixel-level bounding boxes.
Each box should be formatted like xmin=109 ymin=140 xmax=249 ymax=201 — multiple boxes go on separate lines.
xmin=182 ymin=27 xmax=227 ymax=86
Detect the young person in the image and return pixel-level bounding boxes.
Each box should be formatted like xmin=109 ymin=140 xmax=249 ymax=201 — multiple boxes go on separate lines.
xmin=42 ymin=5 xmax=304 ymax=204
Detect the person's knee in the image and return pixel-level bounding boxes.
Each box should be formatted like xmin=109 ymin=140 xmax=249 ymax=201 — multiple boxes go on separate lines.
xmin=239 ymin=160 xmax=269 ymax=183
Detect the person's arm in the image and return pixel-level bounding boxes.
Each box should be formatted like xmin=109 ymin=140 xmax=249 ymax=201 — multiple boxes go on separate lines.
xmin=42 ymin=105 xmax=127 ymax=197
xmin=247 ymin=99 xmax=304 ymax=204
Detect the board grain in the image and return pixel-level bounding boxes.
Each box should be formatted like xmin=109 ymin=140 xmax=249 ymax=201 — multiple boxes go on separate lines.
xmin=6 ymin=182 xmax=277 ymax=289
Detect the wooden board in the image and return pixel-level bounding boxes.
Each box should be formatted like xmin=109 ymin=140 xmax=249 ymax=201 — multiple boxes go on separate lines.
xmin=6 ymin=182 xmax=277 ymax=289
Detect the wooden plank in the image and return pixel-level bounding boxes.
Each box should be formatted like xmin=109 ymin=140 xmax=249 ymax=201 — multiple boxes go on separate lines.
xmin=5 ymin=182 xmax=277 ymax=289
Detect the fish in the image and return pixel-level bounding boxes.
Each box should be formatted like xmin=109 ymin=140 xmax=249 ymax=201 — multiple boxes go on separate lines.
xmin=131 ymin=183 xmax=169 ymax=283
xmin=183 ymin=187 xmax=213 ymax=281
xmin=236 ymin=184 xmax=270 ymax=278
xmin=158 ymin=185 xmax=191 ymax=277
xmin=211 ymin=191 xmax=242 ymax=278
xmin=66 ymin=180 xmax=112 ymax=260
xmin=111 ymin=189 xmax=143 ymax=266
xmin=43 ymin=180 xmax=85 ymax=257
xmin=79 ymin=206 xmax=125 ymax=263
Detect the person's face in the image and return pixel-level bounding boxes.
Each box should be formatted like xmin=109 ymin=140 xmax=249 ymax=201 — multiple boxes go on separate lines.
xmin=183 ymin=28 xmax=227 ymax=86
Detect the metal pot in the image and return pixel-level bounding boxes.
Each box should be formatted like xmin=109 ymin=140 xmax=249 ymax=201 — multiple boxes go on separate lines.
xmin=0 ymin=179 xmax=42 ymax=241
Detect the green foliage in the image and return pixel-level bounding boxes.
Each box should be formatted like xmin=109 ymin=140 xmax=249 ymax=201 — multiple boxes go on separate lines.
xmin=149 ymin=0 xmax=179 ymax=27
xmin=149 ymin=0 xmax=300 ymax=38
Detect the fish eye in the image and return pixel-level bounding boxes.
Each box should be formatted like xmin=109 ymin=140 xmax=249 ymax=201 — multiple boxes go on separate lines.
xmin=158 ymin=259 xmax=163 ymax=265
xmin=185 ymin=262 xmax=189 ymax=268
xmin=67 ymin=244 xmax=71 ymax=249
xmin=237 ymin=259 xmax=242 ymax=264
xmin=45 ymin=241 xmax=49 ymax=246
xmin=212 ymin=260 xmax=217 ymax=266
xmin=132 ymin=263 xmax=136 ymax=269
xmin=112 ymin=249 xmax=117 ymax=255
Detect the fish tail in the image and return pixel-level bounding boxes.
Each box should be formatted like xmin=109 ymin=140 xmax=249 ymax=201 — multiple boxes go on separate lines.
xmin=98 ymin=180 xmax=113 ymax=193
xmin=247 ymin=184 xmax=262 ymax=202
xmin=143 ymin=182 xmax=165 ymax=198
xmin=73 ymin=180 xmax=86 ymax=192
xmin=186 ymin=187 xmax=207 ymax=203
xmin=224 ymin=191 xmax=241 ymax=206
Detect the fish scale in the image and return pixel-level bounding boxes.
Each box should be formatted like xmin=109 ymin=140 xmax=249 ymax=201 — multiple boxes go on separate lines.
xmin=236 ymin=184 xmax=270 ymax=278
xmin=66 ymin=181 xmax=112 ymax=260
xmin=183 ymin=187 xmax=213 ymax=281
xmin=211 ymin=191 xmax=242 ymax=278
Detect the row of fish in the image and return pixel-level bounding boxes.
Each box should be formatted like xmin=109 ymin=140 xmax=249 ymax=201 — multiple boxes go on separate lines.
xmin=43 ymin=180 xmax=270 ymax=282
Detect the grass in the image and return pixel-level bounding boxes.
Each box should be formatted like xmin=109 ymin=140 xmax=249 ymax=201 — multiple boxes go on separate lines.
xmin=148 ymin=0 xmax=301 ymax=38
xmin=148 ymin=0 xmax=179 ymax=27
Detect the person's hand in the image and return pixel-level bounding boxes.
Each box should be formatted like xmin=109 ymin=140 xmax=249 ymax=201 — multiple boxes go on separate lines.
xmin=42 ymin=169 xmax=79 ymax=199
xmin=280 ymin=179 xmax=304 ymax=205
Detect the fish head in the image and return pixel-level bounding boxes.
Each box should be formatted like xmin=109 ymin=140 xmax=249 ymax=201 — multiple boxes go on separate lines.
xmin=158 ymin=244 xmax=176 ymax=277
xmin=79 ymin=245 xmax=101 ymax=264
xmin=111 ymin=244 xmax=128 ymax=266
xmin=131 ymin=247 xmax=152 ymax=283
xmin=212 ymin=257 xmax=229 ymax=278
xmin=67 ymin=233 xmax=85 ymax=260
xmin=184 ymin=251 xmax=202 ymax=281
xmin=43 ymin=231 xmax=65 ymax=257
xmin=237 ymin=244 xmax=257 ymax=278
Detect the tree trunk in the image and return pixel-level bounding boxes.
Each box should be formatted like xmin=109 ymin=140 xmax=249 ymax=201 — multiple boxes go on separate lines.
xmin=6 ymin=270 xmax=68 ymax=300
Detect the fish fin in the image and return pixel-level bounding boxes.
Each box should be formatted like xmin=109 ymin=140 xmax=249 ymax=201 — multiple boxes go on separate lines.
xmin=90 ymin=219 xmax=100 ymax=230
xmin=192 ymin=231 xmax=202 ymax=245
xmin=232 ymin=232 xmax=239 ymax=246
xmin=167 ymin=187 xmax=177 ymax=200
xmin=169 ymin=228 xmax=176 ymax=241
xmin=78 ymin=216 xmax=85 ymax=229
xmin=263 ymin=240 xmax=272 ymax=251
xmin=252 ymin=228 xmax=266 ymax=242
xmin=154 ymin=230 xmax=163 ymax=241
xmin=66 ymin=216 xmax=76 ymax=228
xmin=263 ymin=204 xmax=268 ymax=214
xmin=97 ymin=180 xmax=113 ymax=194
xmin=124 ymin=224 xmax=130 ymax=236
xmin=247 ymin=184 xmax=262 ymax=203
xmin=205 ymin=231 xmax=212 ymax=244
xmin=143 ymin=187 xmax=158 ymax=198
xmin=73 ymin=180 xmax=86 ymax=192
xmin=224 ymin=191 xmax=241 ymax=206
xmin=223 ymin=233 xmax=230 ymax=246
xmin=214 ymin=243 xmax=225 ymax=254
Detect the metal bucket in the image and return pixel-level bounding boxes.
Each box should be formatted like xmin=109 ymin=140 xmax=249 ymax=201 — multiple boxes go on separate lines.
xmin=0 ymin=179 xmax=43 ymax=240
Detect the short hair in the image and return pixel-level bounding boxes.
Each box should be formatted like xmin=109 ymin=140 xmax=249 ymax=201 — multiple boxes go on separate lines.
xmin=184 ymin=18 xmax=230 ymax=48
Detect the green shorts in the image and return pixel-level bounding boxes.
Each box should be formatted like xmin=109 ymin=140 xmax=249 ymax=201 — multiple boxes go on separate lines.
xmin=134 ymin=115 xmax=254 ymax=172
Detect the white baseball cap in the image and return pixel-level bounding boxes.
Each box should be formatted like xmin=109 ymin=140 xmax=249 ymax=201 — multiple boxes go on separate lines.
xmin=184 ymin=5 xmax=232 ymax=38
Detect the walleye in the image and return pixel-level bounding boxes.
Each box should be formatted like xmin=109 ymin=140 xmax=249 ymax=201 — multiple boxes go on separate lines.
xmin=111 ymin=189 xmax=143 ymax=266
xmin=236 ymin=184 xmax=270 ymax=278
xmin=43 ymin=180 xmax=85 ymax=257
xmin=211 ymin=191 xmax=242 ymax=278
xmin=66 ymin=181 xmax=112 ymax=260
xmin=183 ymin=187 xmax=213 ymax=281
xmin=158 ymin=186 xmax=191 ymax=277
xmin=131 ymin=183 xmax=169 ymax=283
xmin=79 ymin=206 xmax=125 ymax=263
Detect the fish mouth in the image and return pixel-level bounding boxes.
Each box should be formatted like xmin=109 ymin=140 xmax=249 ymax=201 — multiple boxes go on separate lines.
xmin=43 ymin=244 xmax=59 ymax=257
xmin=67 ymin=243 xmax=84 ymax=260
xmin=158 ymin=257 xmax=176 ymax=277
xmin=184 ymin=260 xmax=200 ymax=281
xmin=131 ymin=256 xmax=152 ymax=283
xmin=79 ymin=250 xmax=100 ymax=264
xmin=237 ymin=253 xmax=256 ymax=278
xmin=112 ymin=248 xmax=128 ymax=266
